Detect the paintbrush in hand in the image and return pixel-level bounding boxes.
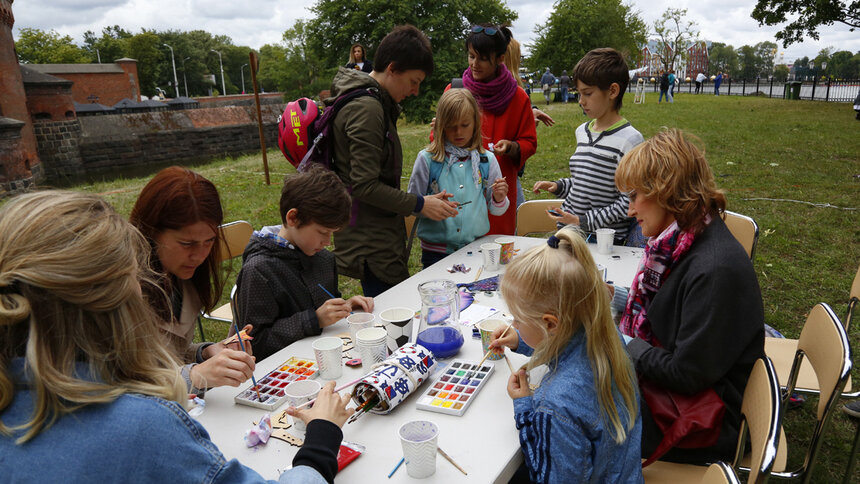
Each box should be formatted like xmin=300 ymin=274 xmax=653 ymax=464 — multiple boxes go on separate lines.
xmin=476 ymin=321 xmax=513 ymax=368
xmin=233 ymin=321 xmax=261 ymax=401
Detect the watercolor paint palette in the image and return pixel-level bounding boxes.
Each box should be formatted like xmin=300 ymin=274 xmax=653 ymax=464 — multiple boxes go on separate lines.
xmin=234 ymin=357 xmax=319 ymax=410
xmin=415 ymin=360 xmax=494 ymax=416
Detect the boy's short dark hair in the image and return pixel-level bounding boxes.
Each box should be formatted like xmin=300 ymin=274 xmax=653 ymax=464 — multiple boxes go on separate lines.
xmin=571 ymin=48 xmax=630 ymax=111
xmin=280 ymin=166 xmax=351 ymax=229
xmin=373 ymin=25 xmax=434 ymax=77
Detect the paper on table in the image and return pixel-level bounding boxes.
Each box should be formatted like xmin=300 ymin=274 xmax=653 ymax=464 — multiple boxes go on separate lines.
xmin=458 ymin=303 xmax=499 ymax=327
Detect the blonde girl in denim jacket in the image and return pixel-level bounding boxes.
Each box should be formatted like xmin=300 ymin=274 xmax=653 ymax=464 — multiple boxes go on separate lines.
xmin=407 ymin=88 xmax=509 ymax=268
xmin=490 ymin=227 xmax=643 ymax=483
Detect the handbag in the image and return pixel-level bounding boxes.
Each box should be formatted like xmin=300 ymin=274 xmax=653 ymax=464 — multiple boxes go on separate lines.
xmin=542 ymin=83 xmax=550 ymax=91
xmin=640 ymin=377 xmax=726 ymax=467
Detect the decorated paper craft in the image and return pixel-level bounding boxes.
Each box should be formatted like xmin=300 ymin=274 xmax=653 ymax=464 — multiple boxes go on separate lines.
xmin=224 ymin=329 xmax=252 ymax=345
xmin=458 ymin=303 xmax=499 ymax=327
xmin=446 ymin=263 xmax=471 ymax=274
xmin=266 ymin=410 xmax=304 ymax=447
xmin=244 ymin=414 xmax=273 ymax=447
xmin=424 ymin=290 xmax=474 ymax=325
xmin=234 ymin=357 xmax=319 ymax=410
xmin=416 ymin=359 xmax=494 ymax=416
xmin=350 ymin=343 xmax=436 ymax=415
xmin=457 ymin=275 xmax=500 ymax=293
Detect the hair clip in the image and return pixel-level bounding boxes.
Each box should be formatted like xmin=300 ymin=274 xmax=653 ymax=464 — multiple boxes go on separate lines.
xmin=546 ymin=235 xmax=560 ymax=248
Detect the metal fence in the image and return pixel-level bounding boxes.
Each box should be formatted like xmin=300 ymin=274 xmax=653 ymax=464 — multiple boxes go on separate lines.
xmin=628 ymin=77 xmax=860 ymax=103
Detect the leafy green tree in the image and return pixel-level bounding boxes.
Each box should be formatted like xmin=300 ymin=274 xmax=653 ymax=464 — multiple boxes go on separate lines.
xmin=256 ymin=43 xmax=289 ymax=94
xmin=125 ymin=30 xmax=163 ymax=98
xmin=773 ymin=64 xmax=789 ymax=81
xmin=751 ymin=0 xmax=860 ymax=47
xmin=828 ymin=50 xmax=860 ymax=78
xmin=307 ymin=0 xmax=516 ymax=122
xmin=82 ymin=26 xmax=131 ymax=64
xmin=708 ymin=42 xmax=739 ymax=75
xmin=274 ymin=20 xmax=333 ymax=100
xmin=652 ymin=8 xmax=698 ymax=71
xmin=738 ymin=45 xmax=759 ymax=79
xmin=529 ymin=0 xmax=647 ymax=75
xmin=754 ymin=41 xmax=778 ymax=76
xmin=15 ymin=28 xmax=91 ymax=64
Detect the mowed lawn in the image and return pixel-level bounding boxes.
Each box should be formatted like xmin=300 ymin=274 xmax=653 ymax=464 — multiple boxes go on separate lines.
xmin=62 ymin=91 xmax=859 ymax=482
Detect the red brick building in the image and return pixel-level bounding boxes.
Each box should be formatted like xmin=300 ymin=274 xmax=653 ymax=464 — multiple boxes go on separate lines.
xmin=26 ymin=59 xmax=140 ymax=106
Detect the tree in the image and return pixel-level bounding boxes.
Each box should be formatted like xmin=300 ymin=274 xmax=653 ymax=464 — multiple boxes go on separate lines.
xmin=125 ymin=30 xmax=163 ymax=98
xmin=708 ymin=42 xmax=739 ymax=75
xmin=828 ymin=50 xmax=860 ymax=78
xmin=751 ymin=0 xmax=859 ymax=47
xmin=274 ymin=20 xmax=332 ymax=100
xmin=307 ymin=0 xmax=517 ymax=122
xmin=773 ymin=64 xmax=789 ymax=81
xmin=738 ymin=45 xmax=759 ymax=79
xmin=754 ymin=41 xmax=778 ymax=76
xmin=529 ymin=0 xmax=647 ymax=75
xmin=15 ymin=28 xmax=91 ymax=64
xmin=652 ymin=8 xmax=698 ymax=71
xmin=82 ymin=26 xmax=131 ymax=64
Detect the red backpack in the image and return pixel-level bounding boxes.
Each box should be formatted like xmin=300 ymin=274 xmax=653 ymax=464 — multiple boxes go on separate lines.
xmin=276 ymin=88 xmax=382 ymax=171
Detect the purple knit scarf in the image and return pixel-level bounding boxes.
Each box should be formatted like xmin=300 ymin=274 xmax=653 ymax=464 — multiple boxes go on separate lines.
xmin=462 ymin=63 xmax=518 ymax=116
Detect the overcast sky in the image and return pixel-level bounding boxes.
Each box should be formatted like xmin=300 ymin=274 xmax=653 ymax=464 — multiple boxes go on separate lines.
xmin=11 ymin=0 xmax=858 ymax=65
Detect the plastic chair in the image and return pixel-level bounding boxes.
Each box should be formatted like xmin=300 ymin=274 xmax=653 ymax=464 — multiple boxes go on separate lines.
xmin=199 ymin=221 xmax=254 ymax=339
xmin=642 ymin=357 xmax=782 ymax=484
xmin=723 ymin=210 xmax=759 ymax=261
xmin=515 ymin=199 xmax=564 ymax=236
xmin=701 ymin=462 xmax=741 ymax=484
xmin=765 ymin=265 xmax=859 ymax=397
xmin=767 ymin=303 xmax=853 ymax=483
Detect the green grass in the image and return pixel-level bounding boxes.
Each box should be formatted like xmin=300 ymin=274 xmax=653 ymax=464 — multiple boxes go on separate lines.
xmin=68 ymin=92 xmax=859 ymax=482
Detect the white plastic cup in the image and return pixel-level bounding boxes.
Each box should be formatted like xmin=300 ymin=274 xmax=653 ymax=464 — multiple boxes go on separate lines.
xmin=481 ymin=242 xmax=502 ymax=271
xmin=399 ymin=420 xmax=439 ymax=478
xmin=284 ymin=379 xmax=322 ymax=431
xmin=596 ymin=228 xmax=616 ymax=255
xmin=356 ymin=327 xmax=388 ymax=366
xmin=379 ymin=307 xmax=415 ymax=353
xmin=312 ymin=336 xmax=344 ymax=380
xmin=346 ymin=312 xmax=375 ymax=344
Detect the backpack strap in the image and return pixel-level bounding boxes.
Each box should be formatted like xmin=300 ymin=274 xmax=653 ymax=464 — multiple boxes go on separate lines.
xmin=425 ymin=152 xmax=444 ymax=195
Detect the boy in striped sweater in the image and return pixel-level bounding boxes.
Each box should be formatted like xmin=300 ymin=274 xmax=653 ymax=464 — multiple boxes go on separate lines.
xmin=533 ymin=48 xmax=644 ymax=243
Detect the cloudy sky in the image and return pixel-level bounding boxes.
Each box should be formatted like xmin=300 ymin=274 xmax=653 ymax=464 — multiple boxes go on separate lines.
xmin=11 ymin=0 xmax=858 ymax=65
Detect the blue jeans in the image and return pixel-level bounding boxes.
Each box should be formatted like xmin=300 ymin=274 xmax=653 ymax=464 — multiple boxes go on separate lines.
xmin=360 ymin=262 xmax=394 ymax=297
xmin=561 ymin=89 xmax=569 ymax=103
xmin=659 ymin=90 xmax=668 ymax=103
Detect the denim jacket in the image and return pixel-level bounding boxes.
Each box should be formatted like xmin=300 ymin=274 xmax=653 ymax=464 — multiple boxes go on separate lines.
xmin=513 ymin=331 xmax=644 ymax=483
xmin=0 ymin=359 xmax=337 ymax=484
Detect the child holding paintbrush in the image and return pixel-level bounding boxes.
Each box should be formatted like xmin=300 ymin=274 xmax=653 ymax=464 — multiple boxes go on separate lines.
xmin=489 ymin=227 xmax=643 ymax=483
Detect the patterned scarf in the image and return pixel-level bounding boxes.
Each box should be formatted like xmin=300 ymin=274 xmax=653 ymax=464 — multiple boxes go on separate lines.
xmin=618 ymin=219 xmax=700 ymax=345
xmin=462 ymin=63 xmax=518 ymax=116
xmin=444 ymin=142 xmax=483 ymax=189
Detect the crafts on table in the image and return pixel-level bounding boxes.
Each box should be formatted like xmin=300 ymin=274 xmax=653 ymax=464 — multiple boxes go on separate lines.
xmin=234 ymin=356 xmax=318 ymax=410
xmin=416 ymin=360 xmax=495 ymax=416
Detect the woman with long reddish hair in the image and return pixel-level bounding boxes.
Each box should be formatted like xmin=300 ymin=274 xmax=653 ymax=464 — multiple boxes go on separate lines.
xmin=130 ymin=166 xmax=255 ymax=393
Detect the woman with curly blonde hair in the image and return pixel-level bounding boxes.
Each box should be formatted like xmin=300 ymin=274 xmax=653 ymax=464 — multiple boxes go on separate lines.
xmin=0 ymin=191 xmax=353 ymax=482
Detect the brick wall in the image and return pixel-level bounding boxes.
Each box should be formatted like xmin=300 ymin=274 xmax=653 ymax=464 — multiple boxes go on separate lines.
xmin=33 ymin=119 xmax=83 ymax=180
xmin=28 ymin=60 xmax=141 ymax=106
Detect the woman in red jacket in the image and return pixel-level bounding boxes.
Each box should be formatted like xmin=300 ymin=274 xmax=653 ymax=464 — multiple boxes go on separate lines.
xmin=459 ymin=24 xmax=537 ymax=235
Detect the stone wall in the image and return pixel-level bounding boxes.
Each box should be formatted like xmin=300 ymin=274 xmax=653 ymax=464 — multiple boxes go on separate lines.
xmin=66 ymin=103 xmax=283 ymax=177
xmin=33 ymin=119 xmax=83 ymax=180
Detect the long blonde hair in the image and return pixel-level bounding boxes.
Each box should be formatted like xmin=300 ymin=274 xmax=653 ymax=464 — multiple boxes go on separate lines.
xmin=0 ymin=191 xmax=185 ymax=444
xmin=504 ymin=37 xmax=524 ymax=87
xmin=500 ymin=227 xmax=638 ymax=443
xmin=427 ymin=88 xmax=484 ymax=161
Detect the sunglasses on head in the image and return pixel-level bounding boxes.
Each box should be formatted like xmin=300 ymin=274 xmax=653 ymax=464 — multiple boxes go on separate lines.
xmin=471 ymin=25 xmax=500 ymax=36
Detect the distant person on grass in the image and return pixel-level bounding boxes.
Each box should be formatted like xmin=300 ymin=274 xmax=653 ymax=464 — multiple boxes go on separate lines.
xmin=236 ymin=167 xmax=374 ymax=362
xmin=330 ymin=25 xmax=457 ymax=297
xmin=532 ymin=48 xmax=644 ymax=244
xmin=695 ymin=72 xmax=706 ymax=94
xmin=714 ymin=71 xmax=723 ymax=95
xmin=345 ymin=43 xmax=373 ymax=73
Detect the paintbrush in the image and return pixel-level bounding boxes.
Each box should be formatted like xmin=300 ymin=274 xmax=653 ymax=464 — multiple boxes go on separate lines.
xmin=233 ymin=321 xmax=261 ymax=401
xmin=456 ymin=200 xmax=472 ymax=208
xmin=503 ymin=354 xmax=516 ymax=374
xmin=293 ymin=376 xmax=365 ymax=410
xmin=387 ymin=457 xmax=405 ymax=478
xmin=318 ymin=283 xmax=354 ymax=314
xmin=472 ymin=266 xmax=483 ymax=282
xmin=437 ymin=447 xmax=468 ymax=475
xmin=476 ymin=321 xmax=513 ymax=369
xmin=347 ymin=397 xmax=379 ymax=424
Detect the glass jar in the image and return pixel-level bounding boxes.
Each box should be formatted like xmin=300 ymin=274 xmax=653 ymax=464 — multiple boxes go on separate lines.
xmin=415 ymin=279 xmax=464 ymax=359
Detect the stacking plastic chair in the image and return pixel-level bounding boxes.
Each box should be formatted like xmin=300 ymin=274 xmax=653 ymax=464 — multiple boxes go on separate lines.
xmin=515 ymin=199 xmax=564 ymax=236
xmin=642 ymin=357 xmax=782 ymax=484
xmin=700 ymin=462 xmax=742 ymax=484
xmin=766 ymin=303 xmax=853 ymax=483
xmin=723 ymin=210 xmax=759 ymax=261
xmin=199 ymin=220 xmax=254 ymax=340
xmin=765 ymin=265 xmax=859 ymax=397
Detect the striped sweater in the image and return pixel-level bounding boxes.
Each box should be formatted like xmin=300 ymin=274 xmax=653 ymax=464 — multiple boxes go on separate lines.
xmin=553 ymin=120 xmax=644 ymax=240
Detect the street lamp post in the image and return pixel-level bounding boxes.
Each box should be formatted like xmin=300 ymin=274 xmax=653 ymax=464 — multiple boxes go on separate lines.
xmin=182 ymin=57 xmax=190 ymax=98
xmin=210 ymin=49 xmax=226 ymax=96
xmin=163 ymin=43 xmax=180 ymax=99
xmin=241 ymin=63 xmax=248 ymax=94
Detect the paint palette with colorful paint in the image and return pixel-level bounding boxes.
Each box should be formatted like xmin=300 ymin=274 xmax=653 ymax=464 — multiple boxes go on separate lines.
xmin=415 ymin=360 xmax=494 ymax=416
xmin=234 ymin=357 xmax=319 ymax=410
